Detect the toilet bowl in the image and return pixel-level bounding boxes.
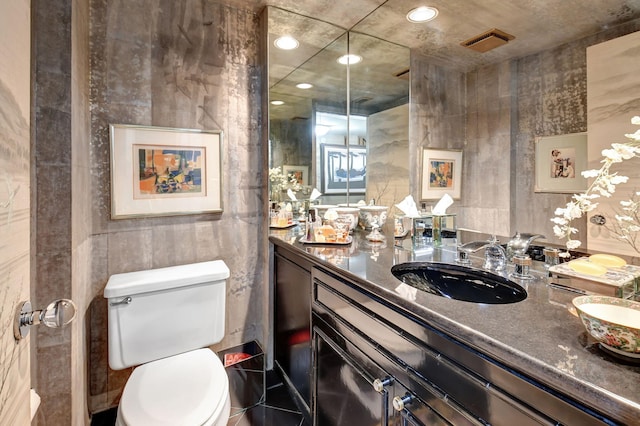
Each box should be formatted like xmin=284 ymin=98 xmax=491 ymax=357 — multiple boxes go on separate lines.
xmin=104 ymin=260 xmax=232 ymax=426
xmin=115 ymin=349 xmax=230 ymax=426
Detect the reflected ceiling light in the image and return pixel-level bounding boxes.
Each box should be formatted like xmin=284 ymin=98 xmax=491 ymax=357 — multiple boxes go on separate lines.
xmin=296 ymin=83 xmax=313 ymax=89
xmin=274 ymin=35 xmax=299 ymax=50
xmin=315 ymin=125 xmax=331 ymax=136
xmin=270 ymin=100 xmax=284 ymax=105
xmin=337 ymin=54 xmax=362 ymax=65
xmin=406 ymin=6 xmax=438 ymax=23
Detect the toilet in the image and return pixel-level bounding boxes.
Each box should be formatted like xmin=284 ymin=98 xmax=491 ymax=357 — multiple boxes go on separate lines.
xmin=104 ymin=260 xmax=231 ymax=426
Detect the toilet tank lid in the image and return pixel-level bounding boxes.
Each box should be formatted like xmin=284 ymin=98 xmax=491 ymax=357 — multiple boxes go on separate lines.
xmin=104 ymin=260 xmax=229 ymax=299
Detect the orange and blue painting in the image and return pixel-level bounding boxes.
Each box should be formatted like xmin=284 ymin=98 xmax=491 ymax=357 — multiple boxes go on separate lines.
xmin=134 ymin=145 xmax=205 ymax=198
xmin=428 ymin=159 xmax=454 ymax=188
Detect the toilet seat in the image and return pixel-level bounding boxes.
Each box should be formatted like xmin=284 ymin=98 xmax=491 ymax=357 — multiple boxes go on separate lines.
xmin=118 ymin=349 xmax=229 ymax=426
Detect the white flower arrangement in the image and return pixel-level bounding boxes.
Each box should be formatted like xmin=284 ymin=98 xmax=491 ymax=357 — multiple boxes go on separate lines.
xmin=552 ymin=116 xmax=640 ymax=253
xmin=269 ymin=166 xmax=302 ymax=194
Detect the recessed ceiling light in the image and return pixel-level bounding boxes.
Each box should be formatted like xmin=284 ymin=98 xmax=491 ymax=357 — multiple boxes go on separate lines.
xmin=270 ymin=100 xmax=284 ymax=105
xmin=406 ymin=6 xmax=438 ymax=23
xmin=337 ymin=54 xmax=362 ymax=65
xmin=296 ymin=83 xmax=313 ymax=89
xmin=274 ymin=35 xmax=299 ymax=50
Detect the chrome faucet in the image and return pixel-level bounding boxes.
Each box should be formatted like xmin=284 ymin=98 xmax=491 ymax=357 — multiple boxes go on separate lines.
xmin=457 ymin=236 xmax=507 ymax=272
xmin=506 ymin=232 xmax=545 ymax=260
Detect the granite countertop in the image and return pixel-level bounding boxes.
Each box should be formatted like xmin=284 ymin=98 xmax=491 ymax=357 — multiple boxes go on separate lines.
xmin=269 ymin=225 xmax=640 ymax=424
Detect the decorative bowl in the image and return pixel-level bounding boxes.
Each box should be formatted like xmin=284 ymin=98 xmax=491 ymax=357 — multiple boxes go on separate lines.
xmin=572 ymin=295 xmax=640 ymax=357
xmin=333 ymin=207 xmax=360 ymax=232
xmin=358 ymin=205 xmax=389 ymax=230
xmin=312 ymin=204 xmax=337 ymax=220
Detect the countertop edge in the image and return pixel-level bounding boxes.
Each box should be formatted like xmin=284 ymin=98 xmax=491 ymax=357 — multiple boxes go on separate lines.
xmin=270 ymin=236 xmax=640 ymax=423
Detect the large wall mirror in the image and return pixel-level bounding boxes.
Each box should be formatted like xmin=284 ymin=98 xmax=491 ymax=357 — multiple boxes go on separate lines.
xmin=268 ymin=6 xmax=410 ymax=208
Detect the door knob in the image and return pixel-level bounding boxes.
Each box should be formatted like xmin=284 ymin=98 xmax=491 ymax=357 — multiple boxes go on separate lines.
xmin=392 ymin=393 xmax=415 ymax=411
xmin=373 ymin=376 xmax=394 ymax=393
xmin=14 ymin=299 xmax=77 ymax=340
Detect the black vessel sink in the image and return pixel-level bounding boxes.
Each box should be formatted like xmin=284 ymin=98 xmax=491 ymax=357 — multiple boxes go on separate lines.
xmin=391 ymin=262 xmax=527 ymax=304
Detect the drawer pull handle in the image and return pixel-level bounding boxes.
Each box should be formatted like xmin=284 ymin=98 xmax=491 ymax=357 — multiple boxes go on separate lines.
xmin=373 ymin=376 xmax=394 ymax=393
xmin=393 ymin=393 xmax=414 ymax=411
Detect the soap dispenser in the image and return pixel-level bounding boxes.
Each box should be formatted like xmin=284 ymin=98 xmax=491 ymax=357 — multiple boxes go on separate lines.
xmin=483 ymin=236 xmax=506 ymax=272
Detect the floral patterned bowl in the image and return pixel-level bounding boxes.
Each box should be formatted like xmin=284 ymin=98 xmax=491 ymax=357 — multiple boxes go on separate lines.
xmin=333 ymin=207 xmax=360 ymax=232
xmin=572 ymin=295 xmax=640 ymax=357
xmin=358 ymin=205 xmax=389 ymax=230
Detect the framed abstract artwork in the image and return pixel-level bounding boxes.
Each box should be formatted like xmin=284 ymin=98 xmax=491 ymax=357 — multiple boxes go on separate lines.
xmin=110 ymin=124 xmax=223 ymax=219
xmin=282 ymin=165 xmax=309 ymax=186
xmin=420 ymin=148 xmax=462 ymax=200
xmin=321 ymin=144 xmax=366 ymax=194
xmin=534 ymin=133 xmax=588 ymax=193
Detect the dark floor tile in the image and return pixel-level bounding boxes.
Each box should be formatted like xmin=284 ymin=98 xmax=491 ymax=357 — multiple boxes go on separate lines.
xmin=90 ymin=407 xmax=117 ymax=426
xmin=264 ymin=382 xmax=301 ymax=412
xmin=229 ymin=404 xmax=305 ymax=426
xmin=88 ymin=368 xmax=303 ymax=426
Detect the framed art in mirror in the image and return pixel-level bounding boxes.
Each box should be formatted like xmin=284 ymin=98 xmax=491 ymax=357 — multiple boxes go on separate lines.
xmin=421 ymin=148 xmax=462 ymax=200
xmin=282 ymin=165 xmax=309 ymax=186
xmin=321 ymin=144 xmax=366 ymax=194
xmin=534 ymin=133 xmax=588 ymax=193
xmin=110 ymin=124 xmax=223 ymax=219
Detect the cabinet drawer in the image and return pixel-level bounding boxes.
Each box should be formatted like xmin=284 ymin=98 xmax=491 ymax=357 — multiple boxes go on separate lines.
xmin=313 ymin=267 xmax=556 ymax=426
xmin=314 ymin=316 xmax=456 ymax=426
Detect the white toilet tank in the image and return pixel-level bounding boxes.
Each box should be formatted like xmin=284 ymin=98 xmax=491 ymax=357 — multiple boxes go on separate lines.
xmin=104 ymin=260 xmax=230 ymax=370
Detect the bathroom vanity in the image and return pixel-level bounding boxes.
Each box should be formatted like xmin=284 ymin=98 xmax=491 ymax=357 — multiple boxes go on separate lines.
xmin=270 ymin=228 xmax=640 ymax=425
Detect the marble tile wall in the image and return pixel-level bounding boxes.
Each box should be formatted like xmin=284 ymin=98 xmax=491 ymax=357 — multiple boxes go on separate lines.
xmin=31 ymin=0 xmax=76 ymax=424
xmin=269 ymin=118 xmax=313 ymax=169
xmin=462 ymin=61 xmax=512 ymax=237
xmin=409 ymin=56 xmax=466 ymax=213
xmin=512 ymin=18 xmax=640 ymax=244
xmin=410 ymin=19 xmax=640 ymax=242
xmin=87 ymin=0 xmax=266 ymax=415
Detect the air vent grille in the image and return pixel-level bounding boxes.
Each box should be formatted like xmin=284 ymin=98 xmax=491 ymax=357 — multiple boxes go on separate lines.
xmin=353 ymin=97 xmax=373 ymax=104
xmin=461 ymin=28 xmax=515 ymax=53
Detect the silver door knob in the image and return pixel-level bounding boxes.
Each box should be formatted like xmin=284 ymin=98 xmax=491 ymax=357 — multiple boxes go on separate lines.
xmin=14 ymin=299 xmax=77 ymax=340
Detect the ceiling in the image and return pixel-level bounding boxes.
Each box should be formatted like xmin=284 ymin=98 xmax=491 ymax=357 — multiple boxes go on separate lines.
xmin=239 ymin=0 xmax=640 ymax=70
xmin=232 ymin=0 xmax=640 ymax=121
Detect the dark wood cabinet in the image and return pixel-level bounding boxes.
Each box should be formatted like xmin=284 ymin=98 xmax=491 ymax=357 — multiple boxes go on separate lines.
xmin=272 ymin=246 xmax=313 ymax=414
xmin=311 ymin=267 xmax=613 ymax=426
xmin=272 ymin=240 xmax=620 ymax=426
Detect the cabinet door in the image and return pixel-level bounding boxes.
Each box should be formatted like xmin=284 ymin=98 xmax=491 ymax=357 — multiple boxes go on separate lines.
xmin=314 ymin=326 xmax=391 ymax=426
xmin=313 ymin=324 xmax=453 ymax=426
xmin=274 ymin=252 xmax=312 ymax=407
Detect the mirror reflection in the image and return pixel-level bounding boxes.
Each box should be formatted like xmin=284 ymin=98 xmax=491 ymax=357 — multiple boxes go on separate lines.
xmin=268 ymin=7 xmax=410 ymax=210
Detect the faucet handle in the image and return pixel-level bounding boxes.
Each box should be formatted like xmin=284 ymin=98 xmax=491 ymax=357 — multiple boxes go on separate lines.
xmin=456 ymin=247 xmax=472 ymax=265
